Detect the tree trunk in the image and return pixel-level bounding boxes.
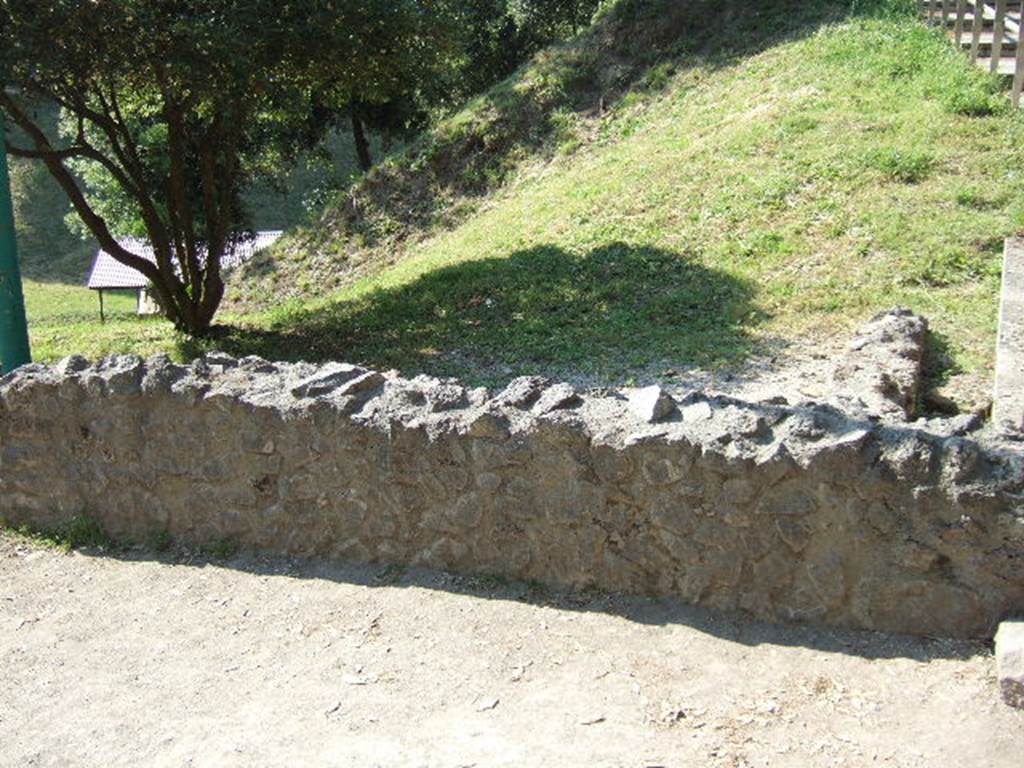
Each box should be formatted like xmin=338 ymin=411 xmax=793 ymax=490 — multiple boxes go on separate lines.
xmin=146 ymin=267 xmax=221 ymax=337
xmin=351 ymin=110 xmax=373 ymax=173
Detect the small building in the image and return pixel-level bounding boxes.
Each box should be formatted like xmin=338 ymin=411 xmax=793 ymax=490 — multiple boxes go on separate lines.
xmin=86 ymin=231 xmax=283 ymax=320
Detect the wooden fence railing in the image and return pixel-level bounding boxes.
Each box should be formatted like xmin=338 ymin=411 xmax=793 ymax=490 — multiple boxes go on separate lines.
xmin=921 ymin=0 xmax=1024 ymax=105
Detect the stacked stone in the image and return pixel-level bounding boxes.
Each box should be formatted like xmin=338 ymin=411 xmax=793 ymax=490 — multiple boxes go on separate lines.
xmin=1 ymin=350 xmax=1022 ymax=639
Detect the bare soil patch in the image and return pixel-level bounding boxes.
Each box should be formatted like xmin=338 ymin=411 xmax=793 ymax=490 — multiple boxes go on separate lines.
xmin=1 ymin=535 xmax=1021 ymax=767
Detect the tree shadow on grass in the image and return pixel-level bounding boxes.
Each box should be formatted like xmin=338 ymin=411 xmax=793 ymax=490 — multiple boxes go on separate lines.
xmin=196 ymin=242 xmax=764 ymax=384
xmin=918 ymin=327 xmax=983 ymax=416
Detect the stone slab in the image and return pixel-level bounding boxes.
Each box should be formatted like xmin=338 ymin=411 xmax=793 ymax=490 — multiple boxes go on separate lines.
xmin=995 ymin=239 xmax=1024 ymax=432
xmin=627 ymin=385 xmax=676 ymax=423
xmin=995 ymin=620 xmax=1024 ymax=709
xmin=832 ymin=308 xmax=927 ymax=421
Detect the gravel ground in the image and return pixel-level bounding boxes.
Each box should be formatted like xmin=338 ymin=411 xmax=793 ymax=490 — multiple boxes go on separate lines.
xmin=1 ymin=534 xmax=1021 ymax=768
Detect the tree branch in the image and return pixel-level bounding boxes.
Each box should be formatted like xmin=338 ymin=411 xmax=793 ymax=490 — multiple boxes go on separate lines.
xmin=56 ymin=82 xmax=181 ymax=297
xmin=0 ymin=93 xmax=182 ymax=324
xmin=6 ymin=143 xmax=88 ymax=161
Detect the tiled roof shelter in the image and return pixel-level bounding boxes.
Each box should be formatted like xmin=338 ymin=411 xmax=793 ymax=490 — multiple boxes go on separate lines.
xmin=86 ymin=236 xmax=154 ymax=291
xmin=86 ymin=231 xmax=283 ymax=319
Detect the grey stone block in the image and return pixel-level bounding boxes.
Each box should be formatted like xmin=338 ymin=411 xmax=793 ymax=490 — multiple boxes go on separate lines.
xmin=533 ymin=383 xmax=582 ymax=415
xmin=291 ymin=363 xmax=368 ymax=398
xmin=996 ymin=620 xmax=1024 ymax=709
xmin=995 ymin=239 xmax=1024 ymax=433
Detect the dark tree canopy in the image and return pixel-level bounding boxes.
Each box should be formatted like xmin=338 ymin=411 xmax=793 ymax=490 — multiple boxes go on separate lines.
xmin=0 ymin=0 xmax=450 ymax=335
xmin=340 ymin=0 xmax=605 ymax=168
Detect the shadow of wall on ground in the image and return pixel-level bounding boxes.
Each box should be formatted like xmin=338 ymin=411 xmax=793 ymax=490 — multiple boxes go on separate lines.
xmin=194 ymin=242 xmax=762 ymax=383
xmin=71 ymin=543 xmax=984 ymax=663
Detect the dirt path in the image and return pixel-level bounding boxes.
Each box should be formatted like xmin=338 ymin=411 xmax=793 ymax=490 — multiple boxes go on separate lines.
xmin=1 ymin=534 xmax=1021 ymax=767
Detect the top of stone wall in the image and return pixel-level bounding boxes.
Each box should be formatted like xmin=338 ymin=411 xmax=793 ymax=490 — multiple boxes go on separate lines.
xmin=3 ymin=344 xmax=1023 ymax=507
xmin=1 ymin=308 xmax=1021 ymax=510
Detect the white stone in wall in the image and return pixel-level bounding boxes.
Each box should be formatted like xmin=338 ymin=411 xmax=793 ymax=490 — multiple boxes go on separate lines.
xmin=627 ymin=385 xmax=676 ymax=423
xmin=996 ymin=620 xmax=1024 ymax=709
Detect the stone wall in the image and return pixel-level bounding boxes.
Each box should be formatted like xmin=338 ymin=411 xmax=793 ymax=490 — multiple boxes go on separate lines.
xmin=1 ymin=352 xmax=1023 ymax=638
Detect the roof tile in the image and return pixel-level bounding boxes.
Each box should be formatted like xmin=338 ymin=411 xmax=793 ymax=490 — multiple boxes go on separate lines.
xmin=86 ymin=231 xmax=283 ymax=290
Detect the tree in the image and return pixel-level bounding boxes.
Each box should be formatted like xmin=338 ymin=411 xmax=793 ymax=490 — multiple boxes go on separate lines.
xmin=511 ymin=0 xmax=602 ymax=41
xmin=449 ymin=0 xmax=528 ymax=97
xmin=339 ymin=0 xmax=601 ymax=170
xmin=0 ymin=0 xmax=449 ymax=336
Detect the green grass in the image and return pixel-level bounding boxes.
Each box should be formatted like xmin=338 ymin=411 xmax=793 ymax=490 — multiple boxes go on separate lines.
xmin=221 ymin=2 xmax=1018 ymax=383
xmin=214 ymin=243 xmax=759 ymax=381
xmin=17 ymin=0 xmax=1022 ymax=393
xmin=23 ymin=280 xmax=178 ymax=363
xmin=1 ymin=515 xmax=110 ymax=553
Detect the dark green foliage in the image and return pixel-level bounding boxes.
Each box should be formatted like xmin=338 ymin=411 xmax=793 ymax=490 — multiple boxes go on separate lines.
xmin=448 ymin=0 xmax=534 ymax=98
xmin=1 ymin=0 xmax=451 ymax=335
xmin=58 ymin=515 xmax=110 ymax=550
xmin=942 ymin=86 xmax=1004 ymax=117
xmin=442 ymin=0 xmax=602 ymax=100
xmin=204 ymin=539 xmax=239 ymax=560
xmin=374 ymin=0 xmax=604 ymax=131
xmin=148 ymin=530 xmax=174 ymax=553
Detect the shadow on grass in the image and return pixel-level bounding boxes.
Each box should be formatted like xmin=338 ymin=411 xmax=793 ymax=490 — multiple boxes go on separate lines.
xmin=193 ymin=242 xmax=763 ymax=383
xmin=919 ymin=328 xmax=965 ymax=415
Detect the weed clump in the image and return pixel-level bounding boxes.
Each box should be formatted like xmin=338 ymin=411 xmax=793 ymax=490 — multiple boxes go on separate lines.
xmin=867 ymin=147 xmax=935 ymax=183
xmin=1 ymin=514 xmax=110 ymax=552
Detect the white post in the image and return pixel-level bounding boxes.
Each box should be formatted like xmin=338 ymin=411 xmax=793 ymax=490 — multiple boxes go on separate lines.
xmin=994 ymin=238 xmax=1024 ymax=432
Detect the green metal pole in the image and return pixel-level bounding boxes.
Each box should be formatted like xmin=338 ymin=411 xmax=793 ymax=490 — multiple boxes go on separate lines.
xmin=0 ymin=109 xmax=32 ymax=374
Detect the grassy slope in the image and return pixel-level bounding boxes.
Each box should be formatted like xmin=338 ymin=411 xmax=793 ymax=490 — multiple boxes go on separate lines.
xmin=22 ymin=283 xmax=170 ymax=362
xmin=230 ymin=0 xmax=1021 ymax=382
xmin=22 ymin=0 xmax=1024 ymax=397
